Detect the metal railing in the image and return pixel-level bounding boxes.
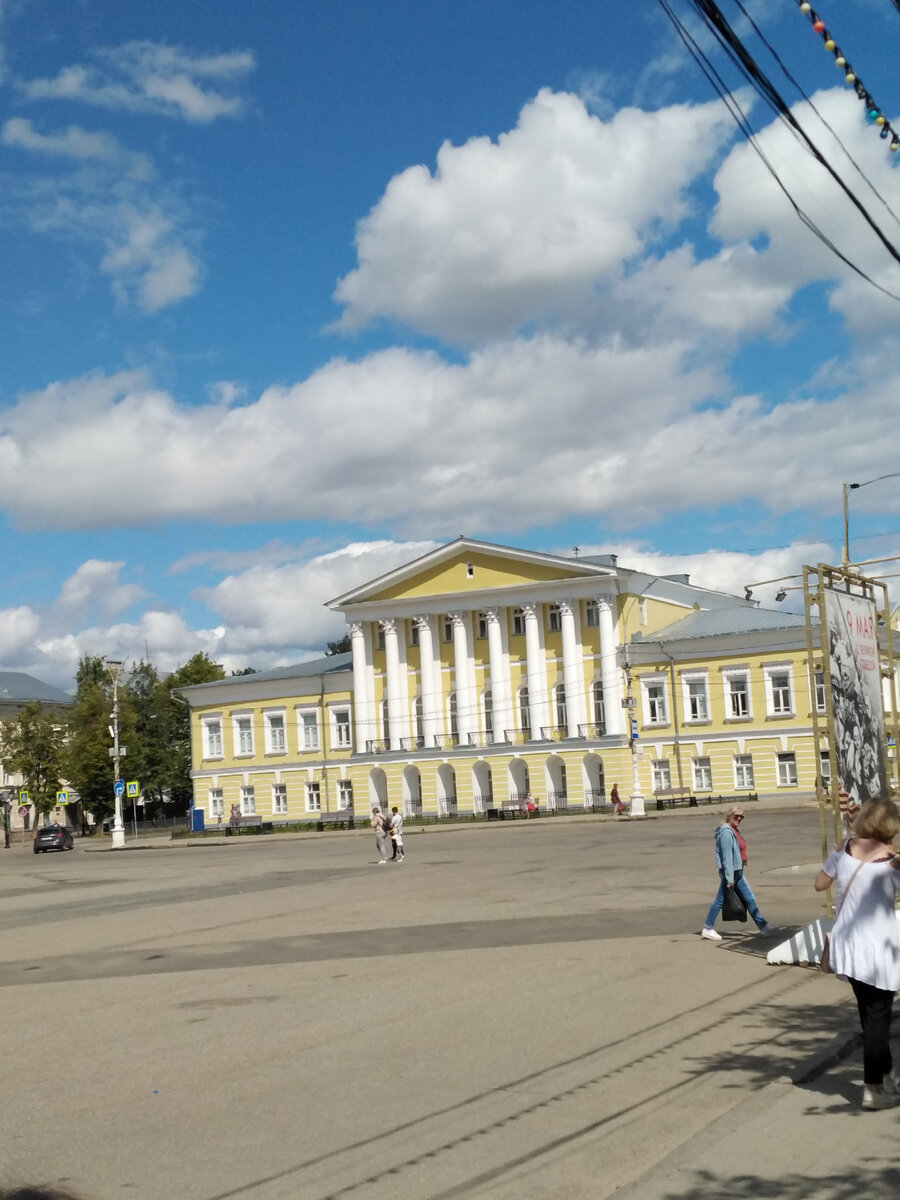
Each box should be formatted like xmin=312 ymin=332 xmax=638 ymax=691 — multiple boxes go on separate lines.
xmin=400 ymin=736 xmax=425 ymax=752
xmin=504 ymin=729 xmax=530 ymax=745
xmin=438 ymin=793 xmax=458 ymax=817
xmin=540 ymin=726 xmax=567 ymax=742
xmin=546 ymin=790 xmax=568 ymax=811
xmin=583 ymin=789 xmax=610 ymax=811
xmin=578 ymin=723 xmax=607 ymax=740
xmin=433 ymin=733 xmax=456 ymax=750
xmin=365 ymin=740 xmax=387 ymax=755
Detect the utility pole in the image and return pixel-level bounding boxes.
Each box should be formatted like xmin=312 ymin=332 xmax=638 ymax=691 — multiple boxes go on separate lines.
xmin=106 ymin=659 xmax=126 ymax=850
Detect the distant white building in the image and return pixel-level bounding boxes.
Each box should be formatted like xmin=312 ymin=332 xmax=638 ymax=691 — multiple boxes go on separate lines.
xmin=0 ymin=671 xmax=74 ymax=832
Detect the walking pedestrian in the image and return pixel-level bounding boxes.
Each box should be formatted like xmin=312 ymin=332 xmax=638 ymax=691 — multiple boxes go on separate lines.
xmin=389 ymin=805 xmax=405 ymax=863
xmin=815 ymin=797 xmax=900 ymax=1109
xmin=701 ymin=806 xmax=773 ymax=941
xmin=371 ymin=806 xmax=389 ymax=864
xmin=610 ymin=783 xmax=626 ymax=815
xmin=229 ymin=803 xmax=240 ymax=833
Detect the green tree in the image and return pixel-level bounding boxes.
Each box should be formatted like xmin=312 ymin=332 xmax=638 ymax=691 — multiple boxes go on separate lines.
xmin=159 ymin=653 xmax=225 ymax=813
xmin=0 ymin=701 xmax=68 ymax=816
xmin=65 ymin=656 xmax=138 ymax=821
xmin=126 ymin=660 xmax=169 ymax=819
xmin=326 ymin=634 xmax=351 ymax=655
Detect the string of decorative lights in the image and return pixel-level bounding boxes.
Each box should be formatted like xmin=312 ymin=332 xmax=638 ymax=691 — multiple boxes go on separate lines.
xmin=794 ymin=1 xmax=899 ymax=152
xmin=658 ymin=0 xmax=900 ymax=302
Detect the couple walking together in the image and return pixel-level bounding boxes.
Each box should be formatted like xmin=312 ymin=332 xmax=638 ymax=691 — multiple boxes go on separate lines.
xmin=371 ymin=805 xmax=404 ymax=864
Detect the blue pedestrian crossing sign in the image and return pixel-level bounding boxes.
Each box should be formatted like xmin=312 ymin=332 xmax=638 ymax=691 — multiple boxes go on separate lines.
xmin=56 ymin=790 xmax=69 ymax=805
xmin=18 ymin=790 xmax=28 ymax=804
xmin=126 ymin=781 xmax=140 ymax=798
xmin=114 ymin=780 xmax=125 ymax=798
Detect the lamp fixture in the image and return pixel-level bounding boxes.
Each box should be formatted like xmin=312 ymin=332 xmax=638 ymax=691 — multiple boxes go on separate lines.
xmin=744 ymin=587 xmax=753 ymax=601
xmin=775 ymin=588 xmax=788 ymax=602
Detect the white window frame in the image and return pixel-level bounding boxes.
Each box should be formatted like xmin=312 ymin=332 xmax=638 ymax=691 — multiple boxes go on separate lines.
xmin=641 ymin=675 xmax=668 ymax=726
xmin=232 ymin=712 xmax=254 ymax=757
xmin=512 ymin=608 xmax=525 ymax=636
xmin=776 ymin=751 xmax=798 ymax=787
xmin=298 ymin=709 xmax=319 ymax=752
xmin=651 ymin=759 xmax=671 ymax=791
xmin=548 ymin=603 xmax=562 ymax=633
xmin=442 ymin=616 xmax=454 ymax=643
xmin=264 ymin=709 xmax=287 ymax=754
xmin=554 ymin=683 xmax=567 ymax=730
xmin=409 ymin=621 xmax=419 ymax=647
xmin=592 ymin=679 xmax=606 ymax=733
xmin=734 ymin=754 xmax=754 ymax=790
xmin=692 ymin=756 xmax=713 ymax=792
xmin=819 ymin=749 xmax=832 ymax=789
xmin=723 ymin=669 xmax=751 ymax=720
xmin=584 ymin=601 xmax=599 ymax=628
xmin=208 ymin=788 xmax=224 ymax=817
xmin=305 ymin=781 xmax=321 ymax=812
xmin=240 ymin=785 xmax=256 ymax=815
xmin=337 ymin=779 xmax=353 ymax=809
xmin=476 ymin=612 xmax=488 ymax=640
xmin=201 ymin=715 xmax=223 ymax=760
xmin=518 ymin=686 xmax=530 ymax=735
xmin=764 ymin=664 xmax=794 ymax=717
xmin=272 ymin=783 xmax=288 ymax=815
xmin=813 ymin=669 xmax=826 ymax=714
xmin=682 ymin=673 xmax=709 ymax=723
xmin=331 ymin=706 xmax=352 ymax=750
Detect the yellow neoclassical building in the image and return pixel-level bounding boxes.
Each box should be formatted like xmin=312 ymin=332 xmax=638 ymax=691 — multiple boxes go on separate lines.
xmin=181 ymin=538 xmax=849 ymax=824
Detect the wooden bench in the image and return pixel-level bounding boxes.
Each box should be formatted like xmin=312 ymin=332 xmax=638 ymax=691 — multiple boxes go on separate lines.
xmin=316 ymin=809 xmax=355 ymax=831
xmin=653 ymin=788 xmax=696 ymax=810
xmin=707 ymin=793 xmax=759 ymax=807
xmin=500 ymin=801 xmax=529 ymax=819
xmin=226 ymin=815 xmax=265 ymax=835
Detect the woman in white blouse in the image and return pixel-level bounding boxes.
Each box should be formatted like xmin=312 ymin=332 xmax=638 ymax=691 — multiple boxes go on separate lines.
xmin=815 ymin=798 xmax=900 ymax=1110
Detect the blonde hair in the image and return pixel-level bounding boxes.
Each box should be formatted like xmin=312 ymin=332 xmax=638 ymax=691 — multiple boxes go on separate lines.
xmin=853 ymin=798 xmax=900 ymax=844
xmin=726 ymin=805 xmax=744 ymax=820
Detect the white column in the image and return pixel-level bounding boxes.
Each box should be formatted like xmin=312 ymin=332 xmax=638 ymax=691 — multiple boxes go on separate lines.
xmin=381 ymin=619 xmax=404 ymax=750
xmin=523 ymin=603 xmax=550 ymax=738
xmin=416 ymin=615 xmax=440 ymax=748
xmin=350 ymin=622 xmax=373 ymax=751
xmin=598 ymin=599 xmax=624 ymax=736
xmin=450 ymin=611 xmax=475 ymax=744
xmin=485 ymin=607 xmax=512 ymax=743
xmin=559 ymin=600 xmax=585 ymax=738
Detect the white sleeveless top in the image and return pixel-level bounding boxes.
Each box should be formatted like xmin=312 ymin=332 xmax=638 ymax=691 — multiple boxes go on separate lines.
xmin=823 ymin=843 xmax=900 ymax=992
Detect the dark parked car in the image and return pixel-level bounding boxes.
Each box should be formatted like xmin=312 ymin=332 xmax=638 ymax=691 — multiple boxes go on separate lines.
xmin=33 ymin=825 xmax=74 ymax=854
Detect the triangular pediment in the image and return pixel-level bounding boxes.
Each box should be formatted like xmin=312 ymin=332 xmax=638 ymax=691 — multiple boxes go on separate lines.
xmin=329 ymin=539 xmax=614 ymax=609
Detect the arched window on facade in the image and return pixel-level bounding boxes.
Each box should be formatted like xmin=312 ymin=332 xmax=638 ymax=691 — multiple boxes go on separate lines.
xmin=592 ymin=680 xmax=606 ymax=734
xmin=518 ymin=686 xmax=530 ymax=736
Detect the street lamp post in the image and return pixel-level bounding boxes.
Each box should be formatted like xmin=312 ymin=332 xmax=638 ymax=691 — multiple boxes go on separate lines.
xmin=842 ymin=473 xmax=900 ymax=565
xmin=105 ymin=659 xmax=126 ymax=850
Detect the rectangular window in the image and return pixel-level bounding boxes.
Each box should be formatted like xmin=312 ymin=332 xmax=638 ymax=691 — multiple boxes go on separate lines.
xmin=777 ymin=752 xmax=798 ymax=787
xmin=652 ymin=759 xmax=671 ymax=791
xmin=548 ymin=604 xmax=562 ymax=633
xmin=592 ymin=681 xmax=605 ymax=733
xmin=584 ymin=601 xmax=599 ymax=628
xmin=208 ymin=788 xmax=224 ymax=817
xmin=272 ymin=784 xmax=287 ymax=815
xmin=476 ymin=612 xmax=488 ymax=639
xmin=338 ymin=779 xmax=353 ymax=809
xmin=305 ymin=782 xmax=321 ymax=812
xmin=734 ymin=755 xmax=754 ymax=789
xmin=240 ymin=786 xmax=256 ymax=816
xmin=725 ymin=673 xmax=750 ymax=719
xmin=443 ymin=616 xmax=454 ymax=643
xmin=692 ymin=757 xmax=712 ymax=791
xmin=300 ymin=712 xmax=319 ymax=751
xmin=687 ymin=678 xmax=708 ymax=722
xmin=235 ymin=716 xmax=253 ymax=755
xmin=410 ymin=622 xmax=419 ymax=647
xmin=202 ymin=718 xmax=223 ymax=758
xmin=819 ymin=750 xmax=831 ymax=789
xmin=646 ymin=682 xmax=667 ymax=725
xmin=512 ymin=608 xmax=525 ymax=636
xmin=375 ymin=626 xmax=386 ymax=651
xmin=814 ymin=669 xmax=826 ymax=713
xmin=265 ymin=712 xmax=286 ymax=753
xmin=333 ymin=709 xmax=351 ymax=748
xmin=767 ymin=668 xmax=793 ymax=716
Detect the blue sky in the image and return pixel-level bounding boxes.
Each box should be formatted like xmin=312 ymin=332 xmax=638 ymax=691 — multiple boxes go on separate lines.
xmin=1 ymin=0 xmax=900 ymax=687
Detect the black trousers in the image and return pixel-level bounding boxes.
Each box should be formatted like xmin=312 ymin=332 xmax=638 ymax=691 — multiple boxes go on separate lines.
xmin=850 ymin=977 xmax=895 ymax=1085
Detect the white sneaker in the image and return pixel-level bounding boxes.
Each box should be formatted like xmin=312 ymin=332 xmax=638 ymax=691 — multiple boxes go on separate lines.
xmin=862 ymin=1085 xmax=899 ymax=1110
xmin=757 ymin=923 xmax=775 ymax=936
xmin=701 ymin=927 xmax=723 ymax=942
xmin=397 ymin=854 xmax=405 ymax=862
xmin=377 ymin=860 xmax=387 ymax=865
xmin=882 ymin=1072 xmax=899 ymax=1096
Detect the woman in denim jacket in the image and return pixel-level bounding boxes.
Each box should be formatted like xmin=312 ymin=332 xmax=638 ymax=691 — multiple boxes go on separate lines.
xmin=701 ymin=806 xmax=773 ymax=941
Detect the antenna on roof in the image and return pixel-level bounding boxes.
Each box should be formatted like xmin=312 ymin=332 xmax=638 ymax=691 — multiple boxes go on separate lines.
xmin=572 ymin=546 xmax=581 ymax=557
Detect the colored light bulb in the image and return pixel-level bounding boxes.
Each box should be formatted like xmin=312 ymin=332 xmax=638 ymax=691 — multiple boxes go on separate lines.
xmin=876 ymin=115 xmax=887 ymax=126
xmin=835 ymin=55 xmax=846 ymax=67
xmin=867 ymin=108 xmax=880 ymax=123
xmin=800 ymin=1 xmax=811 ymax=11
xmin=845 ymin=71 xmax=856 ymax=83
xmin=813 ymin=19 xmax=825 ymax=32
xmin=824 ymin=38 xmax=835 ymax=51
xmin=890 ymin=138 xmax=899 ymax=152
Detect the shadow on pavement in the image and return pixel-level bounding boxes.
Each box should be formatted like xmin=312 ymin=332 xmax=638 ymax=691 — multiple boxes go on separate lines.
xmin=653 ymin=1162 xmax=900 ymax=1199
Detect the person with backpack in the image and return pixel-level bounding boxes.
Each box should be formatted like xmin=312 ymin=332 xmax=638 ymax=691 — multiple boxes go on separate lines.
xmin=389 ymin=805 xmax=404 ymax=863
